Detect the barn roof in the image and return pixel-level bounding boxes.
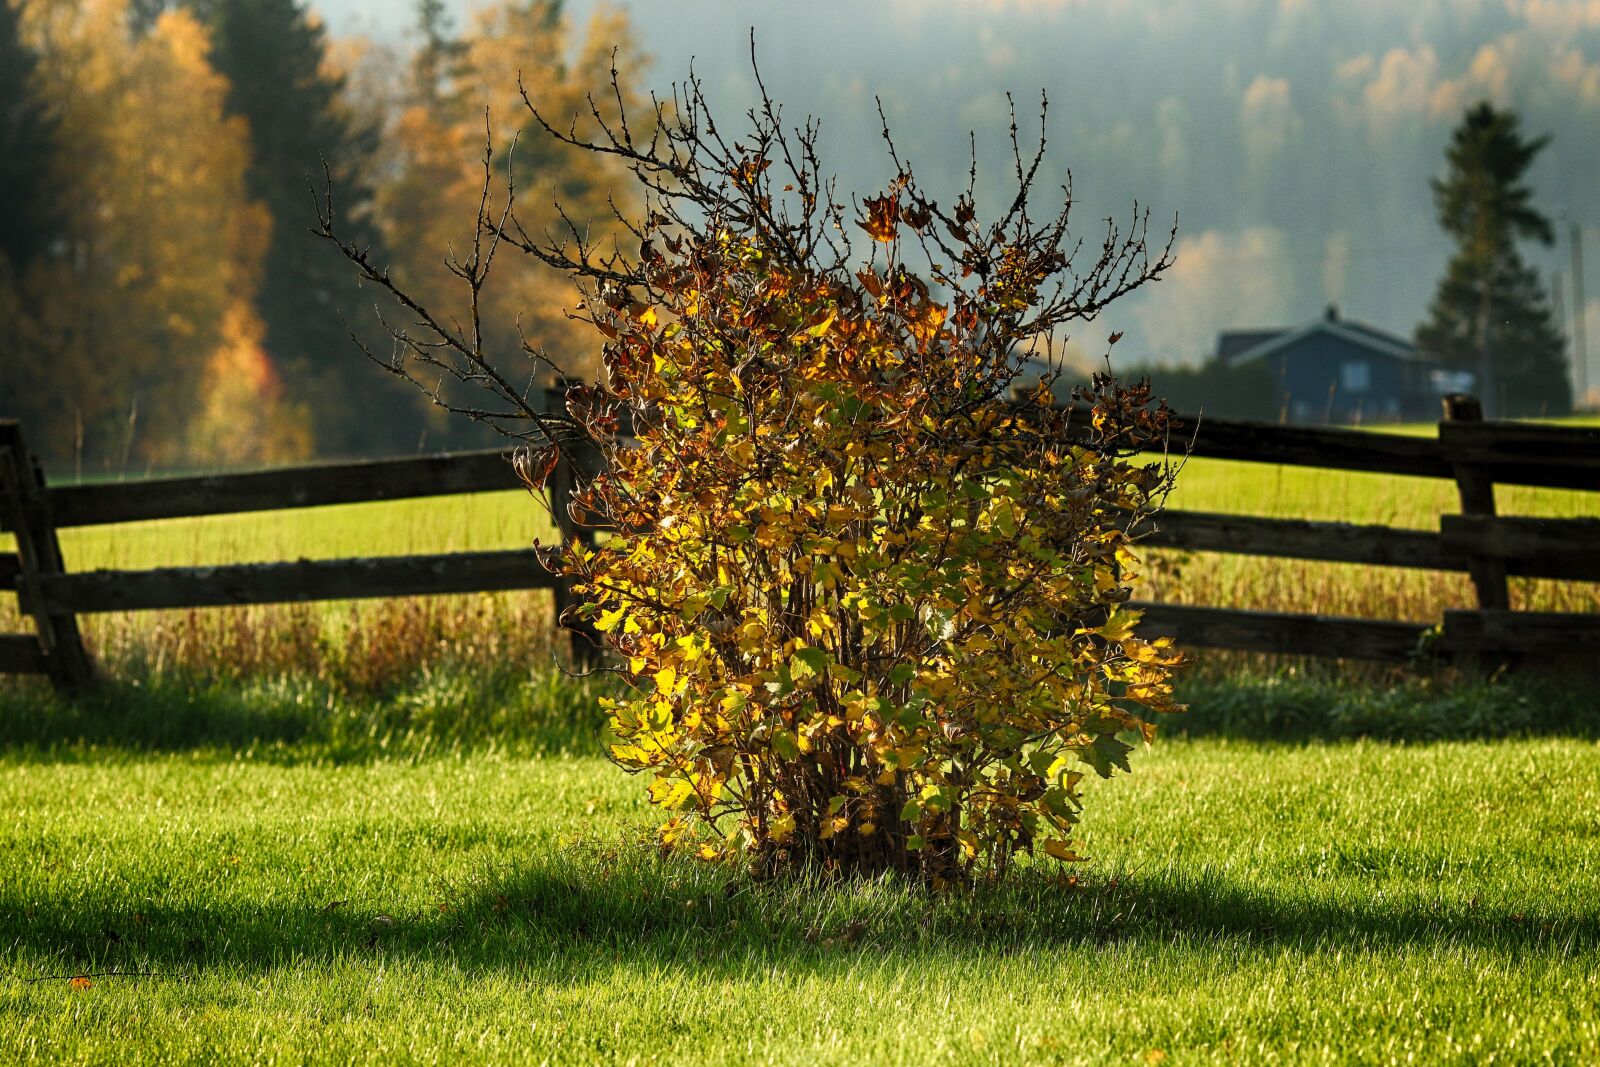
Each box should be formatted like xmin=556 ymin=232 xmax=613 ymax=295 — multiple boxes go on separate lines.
xmin=1218 ymin=311 xmax=1419 ymax=367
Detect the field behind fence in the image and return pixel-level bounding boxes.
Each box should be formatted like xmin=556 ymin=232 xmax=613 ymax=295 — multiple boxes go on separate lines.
xmin=3 ymin=398 xmax=1599 ymax=691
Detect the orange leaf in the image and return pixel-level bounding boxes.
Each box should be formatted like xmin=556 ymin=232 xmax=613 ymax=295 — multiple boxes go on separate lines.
xmin=69 ymin=976 xmax=92 ymax=990
xmin=858 ymin=196 xmax=897 ymax=242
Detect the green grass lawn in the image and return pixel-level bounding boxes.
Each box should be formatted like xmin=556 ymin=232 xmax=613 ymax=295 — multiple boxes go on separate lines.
xmin=2 ymin=733 xmax=1596 ymax=1065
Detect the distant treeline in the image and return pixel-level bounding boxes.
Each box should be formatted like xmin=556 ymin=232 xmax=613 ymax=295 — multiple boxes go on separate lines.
xmin=0 ymin=0 xmax=637 ymax=469
xmin=1127 ymin=359 xmax=1282 ymax=423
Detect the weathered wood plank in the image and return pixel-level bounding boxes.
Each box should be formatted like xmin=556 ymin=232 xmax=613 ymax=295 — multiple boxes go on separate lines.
xmin=1437 ymin=421 xmax=1600 ymax=491
xmin=0 ymin=425 xmax=94 ymax=689
xmin=1133 ymin=510 xmax=1459 ymax=570
xmin=23 ymin=406 xmax=1600 ymax=539
xmin=36 ymin=448 xmax=518 ymax=530
xmin=37 ymin=549 xmax=559 ymax=614
xmin=1441 ymin=396 xmax=1511 ymax=610
xmin=1059 ymin=410 xmax=1454 ymax=479
xmin=1128 ymin=601 xmax=1430 ymax=661
xmin=1440 ymin=515 xmax=1600 ymax=581
xmin=0 ymin=634 xmax=47 ymax=674
xmin=1440 ymin=609 xmax=1600 ymax=656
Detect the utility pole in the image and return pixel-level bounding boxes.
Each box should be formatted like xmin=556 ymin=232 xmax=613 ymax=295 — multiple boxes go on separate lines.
xmin=1554 ymin=269 xmax=1566 ymax=345
xmin=1571 ymin=222 xmax=1589 ymax=409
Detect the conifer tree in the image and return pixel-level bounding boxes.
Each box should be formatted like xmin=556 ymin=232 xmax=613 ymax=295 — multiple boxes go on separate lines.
xmin=0 ymin=0 xmax=62 ymax=275
xmin=1416 ymin=102 xmax=1571 ymax=417
xmin=192 ymin=0 xmax=420 ymax=454
xmin=411 ymin=0 xmax=464 ymax=107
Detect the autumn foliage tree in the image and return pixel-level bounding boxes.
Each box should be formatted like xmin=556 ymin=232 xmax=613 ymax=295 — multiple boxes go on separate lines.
xmin=373 ymin=0 xmax=645 ymax=411
xmin=4 ymin=0 xmax=306 ymax=466
xmin=323 ymin=56 xmax=1181 ymax=885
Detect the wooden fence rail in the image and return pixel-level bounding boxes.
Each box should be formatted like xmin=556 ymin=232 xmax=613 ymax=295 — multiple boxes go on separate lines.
xmin=3 ymin=393 xmax=1598 ymax=690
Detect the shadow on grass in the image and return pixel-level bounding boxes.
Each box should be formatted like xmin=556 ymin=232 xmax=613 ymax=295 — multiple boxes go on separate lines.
xmin=2 ymin=669 xmax=1597 ymax=766
xmin=1161 ymin=671 xmax=1600 ymax=743
xmin=6 ymin=850 xmax=1595 ymax=982
xmin=0 ymin=669 xmax=611 ymax=762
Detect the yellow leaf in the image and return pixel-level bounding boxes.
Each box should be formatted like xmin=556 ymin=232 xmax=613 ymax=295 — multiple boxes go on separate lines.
xmin=649 ymin=777 xmax=696 ymax=810
xmin=1094 ymin=608 xmax=1142 ymax=645
xmin=802 ymin=309 xmax=836 ymax=338
xmin=1042 ymin=839 xmax=1085 ymax=862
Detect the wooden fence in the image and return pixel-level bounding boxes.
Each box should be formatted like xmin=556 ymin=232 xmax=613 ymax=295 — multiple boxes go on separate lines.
xmin=3 ymin=395 xmax=1598 ymax=691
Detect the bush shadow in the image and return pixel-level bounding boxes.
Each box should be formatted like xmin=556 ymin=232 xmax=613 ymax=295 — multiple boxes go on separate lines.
xmin=6 ymin=855 xmax=1594 ymax=984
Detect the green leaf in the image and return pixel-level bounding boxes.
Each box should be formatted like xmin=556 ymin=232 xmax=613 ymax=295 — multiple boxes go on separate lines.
xmin=771 ymin=728 xmax=800 ymax=760
xmin=993 ymin=498 xmax=1018 ymax=538
xmin=791 ymin=646 xmax=829 ymax=680
xmin=919 ymin=784 xmax=953 ymax=813
xmin=1076 ymin=734 xmax=1134 ymax=779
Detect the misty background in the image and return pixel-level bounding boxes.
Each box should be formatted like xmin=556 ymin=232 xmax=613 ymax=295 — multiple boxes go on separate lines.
xmin=329 ymin=0 xmax=1600 ymax=380
xmin=4 ymin=0 xmax=1595 ymax=469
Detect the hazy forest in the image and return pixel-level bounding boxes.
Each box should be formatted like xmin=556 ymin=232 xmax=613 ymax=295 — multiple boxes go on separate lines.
xmin=0 ymin=0 xmax=638 ymax=470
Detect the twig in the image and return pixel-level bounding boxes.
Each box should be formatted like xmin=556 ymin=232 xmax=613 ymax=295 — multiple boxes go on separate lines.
xmin=22 ymin=970 xmax=188 ymax=984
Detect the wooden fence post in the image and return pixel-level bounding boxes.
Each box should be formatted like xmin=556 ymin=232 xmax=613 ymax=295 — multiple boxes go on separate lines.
xmin=544 ymin=386 xmax=604 ymax=666
xmin=1441 ymin=394 xmax=1510 ymax=612
xmin=0 ymin=421 xmax=94 ymax=691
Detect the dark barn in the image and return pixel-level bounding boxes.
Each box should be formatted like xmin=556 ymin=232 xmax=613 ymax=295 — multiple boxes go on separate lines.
xmin=1216 ymin=307 xmax=1460 ymax=424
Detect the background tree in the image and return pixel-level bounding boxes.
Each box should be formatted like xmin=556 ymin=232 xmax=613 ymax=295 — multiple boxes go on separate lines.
xmin=8 ymin=0 xmax=300 ymax=466
xmin=192 ymin=0 xmax=421 ymax=455
xmin=410 ymin=0 xmax=463 ymax=108
xmin=0 ymin=0 xmax=65 ymax=450
xmin=372 ymin=0 xmax=644 ymax=424
xmin=1416 ymin=102 xmax=1570 ymax=417
xmin=0 ymin=0 xmax=62 ymax=276
xmin=1124 ymin=357 xmax=1279 ymax=422
xmin=1 ymin=0 xmax=642 ymax=465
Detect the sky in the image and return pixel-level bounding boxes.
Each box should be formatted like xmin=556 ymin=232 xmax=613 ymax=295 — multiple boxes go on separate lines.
xmin=317 ymin=0 xmax=1600 ymax=386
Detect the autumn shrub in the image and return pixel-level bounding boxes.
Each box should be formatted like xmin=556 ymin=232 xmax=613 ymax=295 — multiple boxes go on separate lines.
xmin=323 ymin=63 xmax=1182 ymax=884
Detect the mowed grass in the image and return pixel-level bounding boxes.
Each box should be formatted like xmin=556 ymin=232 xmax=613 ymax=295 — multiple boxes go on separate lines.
xmin=1 ymin=737 xmax=1596 ymax=1064
xmin=1 ymin=429 xmax=1596 ymax=1064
